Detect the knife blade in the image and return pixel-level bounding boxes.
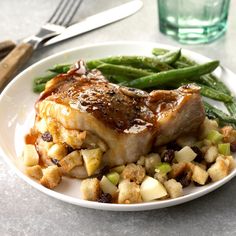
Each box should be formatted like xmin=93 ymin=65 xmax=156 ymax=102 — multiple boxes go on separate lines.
xmin=44 ymin=0 xmax=143 ymax=46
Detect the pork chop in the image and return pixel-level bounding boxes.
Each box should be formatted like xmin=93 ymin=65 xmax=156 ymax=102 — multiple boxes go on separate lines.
xmin=35 ymin=62 xmax=205 ymax=167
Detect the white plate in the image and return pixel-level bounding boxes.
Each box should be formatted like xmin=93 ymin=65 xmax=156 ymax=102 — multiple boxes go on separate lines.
xmin=0 ymin=41 xmax=236 ymax=211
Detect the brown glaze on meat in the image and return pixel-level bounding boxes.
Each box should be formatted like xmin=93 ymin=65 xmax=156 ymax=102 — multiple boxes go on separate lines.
xmin=38 ymin=69 xmax=156 ymax=133
xmin=35 ymin=65 xmax=205 ymax=167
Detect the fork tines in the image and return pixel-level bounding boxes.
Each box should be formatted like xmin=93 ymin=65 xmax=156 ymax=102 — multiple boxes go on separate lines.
xmin=48 ymin=0 xmax=83 ymax=27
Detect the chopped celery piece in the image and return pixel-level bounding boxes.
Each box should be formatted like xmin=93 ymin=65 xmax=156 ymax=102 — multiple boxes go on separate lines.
xmin=106 ymin=172 xmax=120 ymax=186
xmin=155 ymin=162 xmax=171 ymax=174
xmin=207 ymin=130 xmax=223 ymax=144
xmin=110 ymin=165 xmax=125 ymax=174
xmin=218 ymin=143 xmax=231 ymax=156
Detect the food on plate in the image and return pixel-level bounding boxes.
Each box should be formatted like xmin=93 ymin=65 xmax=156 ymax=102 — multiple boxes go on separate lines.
xmin=23 ymin=48 xmax=236 ymax=204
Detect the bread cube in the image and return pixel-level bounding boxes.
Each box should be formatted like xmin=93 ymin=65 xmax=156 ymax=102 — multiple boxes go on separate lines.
xmin=48 ymin=143 xmax=67 ymax=160
xmin=118 ymin=180 xmax=142 ymax=204
xmin=221 ymin=126 xmax=236 ymax=143
xmin=40 ymin=166 xmax=61 ymax=189
xmin=35 ymin=118 xmax=48 ymax=134
xmin=225 ymin=156 xmax=236 ymax=171
xmin=81 ymin=178 xmax=101 ymax=201
xmin=121 ymin=163 xmax=145 ymax=184
xmin=25 ymin=165 xmax=43 ymax=180
xmin=169 ymin=162 xmax=187 ymax=179
xmin=36 ymin=139 xmax=53 ymax=164
xmin=23 ymin=144 xmax=39 ymax=166
xmin=59 ymin=150 xmax=83 ymax=173
xmin=204 ymin=146 xmax=218 ymax=163
xmin=208 ymin=158 xmax=229 ymax=182
xmin=164 ymin=179 xmax=183 ymax=198
xmin=191 ymin=165 xmax=209 ymax=185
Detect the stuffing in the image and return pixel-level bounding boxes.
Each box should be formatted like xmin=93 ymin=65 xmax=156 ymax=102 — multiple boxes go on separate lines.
xmin=47 ymin=143 xmax=67 ymax=160
xmin=164 ymin=179 xmax=183 ymax=198
xmin=118 ymin=180 xmax=142 ymax=204
xmin=221 ymin=126 xmax=236 ymax=143
xmin=191 ymin=165 xmax=209 ymax=185
xmin=204 ymin=146 xmax=218 ymax=163
xmin=121 ymin=163 xmax=146 ymax=184
xmin=40 ymin=166 xmax=61 ymax=189
xmin=59 ymin=150 xmax=83 ymax=173
xmin=208 ymin=158 xmax=229 ymax=182
xmin=23 ymin=144 xmax=39 ymax=166
xmin=144 ymin=153 xmax=161 ymax=175
xmin=25 ymin=165 xmax=43 ymax=180
xmin=81 ymin=178 xmax=101 ymax=201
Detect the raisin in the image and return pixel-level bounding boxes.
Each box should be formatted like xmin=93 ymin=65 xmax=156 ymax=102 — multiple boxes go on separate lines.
xmin=96 ymin=166 xmax=110 ymax=180
xmin=41 ymin=131 xmax=53 ymax=142
xmin=191 ymin=146 xmax=203 ymax=163
xmin=51 ymin=158 xmax=61 ymax=167
xmin=97 ymin=193 xmax=112 ymax=203
xmin=166 ymin=142 xmax=181 ymax=151
xmin=67 ymin=146 xmax=74 ymax=154
xmin=230 ymin=141 xmax=236 ymax=152
xmin=162 ymin=149 xmax=175 ymax=163
xmin=177 ymin=172 xmax=191 ymax=187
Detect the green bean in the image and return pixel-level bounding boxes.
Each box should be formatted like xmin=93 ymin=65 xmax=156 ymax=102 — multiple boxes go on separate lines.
xmin=106 ymin=75 xmax=128 ymax=83
xmin=156 ymin=49 xmax=181 ymax=65
xmin=152 ymin=48 xmax=169 ymax=56
xmin=96 ymin=63 xmax=153 ymax=79
xmin=123 ymin=61 xmax=219 ymax=89
xmin=86 ymin=60 xmax=103 ymax=70
xmin=33 ymin=83 xmax=46 ymax=93
xmin=175 ymin=60 xmax=231 ymax=95
xmin=33 ymin=73 xmax=58 ymax=85
xmin=204 ymin=101 xmax=236 ymax=127
xmin=225 ymin=99 xmax=236 ymax=116
xmin=197 ymin=84 xmax=233 ymax=102
xmin=49 ymin=64 xmax=71 ymax=73
xmin=96 ymin=56 xmax=173 ymax=72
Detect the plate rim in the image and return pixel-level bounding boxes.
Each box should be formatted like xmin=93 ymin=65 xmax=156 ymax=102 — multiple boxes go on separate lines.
xmin=1 ymin=40 xmax=236 ymax=211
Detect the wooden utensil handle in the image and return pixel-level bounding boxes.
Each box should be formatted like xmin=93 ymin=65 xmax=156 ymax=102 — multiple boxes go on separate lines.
xmin=0 ymin=40 xmax=16 ymax=60
xmin=0 ymin=42 xmax=33 ymax=89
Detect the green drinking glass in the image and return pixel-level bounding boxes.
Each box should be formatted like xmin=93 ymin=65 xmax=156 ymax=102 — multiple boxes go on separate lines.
xmin=158 ymin=0 xmax=231 ymax=44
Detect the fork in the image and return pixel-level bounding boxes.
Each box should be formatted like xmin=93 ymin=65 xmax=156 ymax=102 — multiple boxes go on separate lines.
xmin=0 ymin=0 xmax=82 ymax=89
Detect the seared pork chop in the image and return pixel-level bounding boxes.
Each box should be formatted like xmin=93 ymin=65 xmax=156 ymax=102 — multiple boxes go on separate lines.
xmin=35 ymin=62 xmax=205 ymax=167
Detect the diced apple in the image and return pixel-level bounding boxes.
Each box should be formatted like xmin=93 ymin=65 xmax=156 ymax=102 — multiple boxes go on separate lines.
xmin=81 ymin=148 xmax=102 ymax=176
xmin=144 ymin=153 xmax=161 ymax=175
xmin=175 ymin=146 xmax=197 ymax=163
xmin=23 ymin=144 xmax=39 ymax=166
xmin=140 ymin=176 xmax=167 ymax=202
xmin=100 ymin=176 xmax=118 ymax=196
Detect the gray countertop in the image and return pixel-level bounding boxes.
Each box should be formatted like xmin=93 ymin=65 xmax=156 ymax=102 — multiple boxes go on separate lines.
xmin=1 ymin=0 xmax=236 ymax=235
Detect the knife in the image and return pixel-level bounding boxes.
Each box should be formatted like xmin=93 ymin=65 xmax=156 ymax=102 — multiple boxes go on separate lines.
xmin=44 ymin=0 xmax=143 ymax=46
xmin=0 ymin=0 xmax=143 ymax=90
